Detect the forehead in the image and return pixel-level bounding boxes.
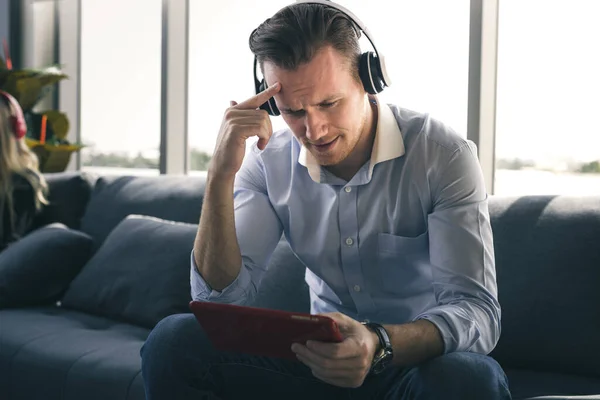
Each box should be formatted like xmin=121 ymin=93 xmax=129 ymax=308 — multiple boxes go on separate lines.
xmin=262 ymin=47 xmax=358 ymax=106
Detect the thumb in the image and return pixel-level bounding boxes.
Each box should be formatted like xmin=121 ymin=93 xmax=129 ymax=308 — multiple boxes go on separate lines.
xmin=320 ymin=312 xmax=353 ymax=334
xmin=257 ymin=138 xmax=267 ymax=151
xmin=337 ymin=319 xmax=354 ymax=335
xmin=230 ymin=100 xmax=238 ymax=107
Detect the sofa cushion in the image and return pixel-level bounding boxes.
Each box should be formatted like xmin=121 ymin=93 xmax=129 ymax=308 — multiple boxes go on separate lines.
xmin=0 ymin=223 xmax=94 ymax=308
xmin=80 ymin=175 xmax=205 ymax=248
xmin=505 ymin=369 xmax=600 ymax=400
xmin=0 ymin=306 xmax=147 ymax=400
xmin=32 ymin=172 xmax=96 ymax=231
xmin=489 ymin=196 xmax=600 ymax=378
xmin=62 ymin=215 xmax=196 ymax=329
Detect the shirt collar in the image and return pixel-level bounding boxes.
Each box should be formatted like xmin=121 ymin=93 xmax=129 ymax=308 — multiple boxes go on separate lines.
xmin=298 ymin=99 xmax=405 ymax=183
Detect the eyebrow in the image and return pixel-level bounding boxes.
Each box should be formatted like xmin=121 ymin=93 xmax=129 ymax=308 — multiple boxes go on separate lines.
xmin=280 ymin=95 xmax=343 ymax=113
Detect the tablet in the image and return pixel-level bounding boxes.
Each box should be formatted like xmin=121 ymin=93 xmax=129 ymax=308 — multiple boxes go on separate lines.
xmin=189 ymin=301 xmax=344 ymax=360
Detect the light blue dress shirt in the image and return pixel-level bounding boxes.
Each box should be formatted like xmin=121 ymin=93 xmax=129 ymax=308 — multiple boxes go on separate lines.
xmin=191 ymin=100 xmax=501 ymax=355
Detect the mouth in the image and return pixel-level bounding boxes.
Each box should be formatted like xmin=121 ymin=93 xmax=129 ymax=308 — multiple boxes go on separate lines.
xmin=312 ymin=136 xmax=339 ymax=152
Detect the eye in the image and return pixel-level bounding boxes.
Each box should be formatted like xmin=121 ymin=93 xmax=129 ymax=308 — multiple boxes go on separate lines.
xmin=321 ymin=101 xmax=337 ymax=108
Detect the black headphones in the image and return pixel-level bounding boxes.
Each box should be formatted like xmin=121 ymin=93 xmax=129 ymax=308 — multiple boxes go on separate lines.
xmin=252 ymin=0 xmax=392 ymax=116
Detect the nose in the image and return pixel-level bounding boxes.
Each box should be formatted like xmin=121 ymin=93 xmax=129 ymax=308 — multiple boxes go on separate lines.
xmin=304 ymin=110 xmax=328 ymax=143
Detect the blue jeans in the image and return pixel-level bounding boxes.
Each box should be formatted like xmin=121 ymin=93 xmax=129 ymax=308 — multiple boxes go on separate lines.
xmin=141 ymin=314 xmax=512 ymax=400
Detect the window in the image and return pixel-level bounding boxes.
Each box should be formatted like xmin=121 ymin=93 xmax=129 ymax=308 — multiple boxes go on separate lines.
xmin=80 ymin=0 xmax=162 ymax=176
xmin=187 ymin=0 xmax=470 ymax=172
xmin=341 ymin=0 xmax=470 ymax=136
xmin=494 ymin=0 xmax=600 ymax=195
xmin=188 ymin=1 xmax=290 ymax=173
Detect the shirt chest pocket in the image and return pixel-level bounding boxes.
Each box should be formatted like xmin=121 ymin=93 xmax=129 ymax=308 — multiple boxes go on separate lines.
xmin=376 ymin=232 xmax=430 ymax=295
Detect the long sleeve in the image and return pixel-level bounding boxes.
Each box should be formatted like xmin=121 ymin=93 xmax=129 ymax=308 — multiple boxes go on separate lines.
xmin=414 ymin=141 xmax=501 ymax=354
xmin=1 ymin=175 xmax=37 ymax=252
xmin=190 ymin=145 xmax=283 ymax=305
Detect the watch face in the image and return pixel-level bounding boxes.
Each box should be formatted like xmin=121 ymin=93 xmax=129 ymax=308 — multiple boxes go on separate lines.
xmin=371 ymin=349 xmax=393 ymax=375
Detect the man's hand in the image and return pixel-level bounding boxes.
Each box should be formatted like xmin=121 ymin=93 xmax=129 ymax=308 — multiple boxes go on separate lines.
xmin=209 ymin=82 xmax=281 ymax=181
xmin=291 ymin=312 xmax=379 ymax=388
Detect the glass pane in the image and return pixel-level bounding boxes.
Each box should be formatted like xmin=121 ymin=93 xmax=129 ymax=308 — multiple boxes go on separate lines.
xmin=188 ymin=0 xmax=470 ymax=173
xmin=188 ymin=0 xmax=290 ymax=173
xmin=341 ymin=0 xmax=470 ymax=135
xmin=80 ymin=0 xmax=162 ymax=176
xmin=495 ymin=0 xmax=600 ymax=195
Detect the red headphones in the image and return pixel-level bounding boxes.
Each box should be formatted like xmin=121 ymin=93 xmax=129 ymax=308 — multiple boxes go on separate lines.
xmin=0 ymin=90 xmax=27 ymax=139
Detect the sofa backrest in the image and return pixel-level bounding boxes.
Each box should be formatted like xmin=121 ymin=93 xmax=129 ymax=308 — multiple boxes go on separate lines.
xmin=34 ymin=172 xmax=97 ymax=231
xmin=489 ymin=195 xmax=600 ymax=378
xmin=79 ymin=175 xmax=206 ymax=249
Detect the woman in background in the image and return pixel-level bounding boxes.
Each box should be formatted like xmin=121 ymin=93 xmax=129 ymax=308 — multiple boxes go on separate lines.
xmin=0 ymin=90 xmax=48 ymax=251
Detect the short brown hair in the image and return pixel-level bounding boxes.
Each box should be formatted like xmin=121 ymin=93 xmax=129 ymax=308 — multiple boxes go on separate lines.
xmin=249 ymin=3 xmax=362 ymax=82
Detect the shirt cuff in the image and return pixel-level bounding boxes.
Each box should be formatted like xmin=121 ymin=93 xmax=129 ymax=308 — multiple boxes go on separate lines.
xmin=414 ymin=307 xmax=483 ymax=355
xmin=414 ymin=313 xmax=452 ymax=354
xmin=189 ymin=250 xmax=251 ymax=304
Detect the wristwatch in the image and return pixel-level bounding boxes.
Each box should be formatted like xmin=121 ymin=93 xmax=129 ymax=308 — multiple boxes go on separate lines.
xmin=362 ymin=322 xmax=393 ymax=374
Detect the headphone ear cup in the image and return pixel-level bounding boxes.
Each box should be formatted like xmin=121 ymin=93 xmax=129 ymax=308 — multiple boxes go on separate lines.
xmin=257 ymin=79 xmax=280 ymax=117
xmin=266 ymin=97 xmax=280 ymax=117
xmin=359 ymin=52 xmax=386 ymax=95
xmin=10 ymin=116 xmax=24 ymax=139
xmin=12 ymin=114 xmax=27 ymax=139
xmin=0 ymin=91 xmax=27 ymax=139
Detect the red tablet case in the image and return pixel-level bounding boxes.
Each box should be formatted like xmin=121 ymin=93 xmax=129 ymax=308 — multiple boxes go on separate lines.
xmin=189 ymin=301 xmax=344 ymax=360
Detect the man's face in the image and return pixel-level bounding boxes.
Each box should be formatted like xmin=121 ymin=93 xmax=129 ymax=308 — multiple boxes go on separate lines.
xmin=263 ymin=46 xmax=368 ymax=167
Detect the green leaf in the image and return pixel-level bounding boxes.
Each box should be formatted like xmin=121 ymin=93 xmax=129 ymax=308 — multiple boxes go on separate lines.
xmin=43 ymin=110 xmax=70 ymax=140
xmin=14 ymin=77 xmax=43 ymax=110
xmin=36 ymin=66 xmax=68 ymax=86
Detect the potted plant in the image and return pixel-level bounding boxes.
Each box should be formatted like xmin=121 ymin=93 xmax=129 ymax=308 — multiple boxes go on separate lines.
xmin=1 ymin=41 xmax=83 ymax=172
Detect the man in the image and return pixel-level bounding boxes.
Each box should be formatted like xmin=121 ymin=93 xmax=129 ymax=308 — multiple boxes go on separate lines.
xmin=141 ymin=2 xmax=511 ymax=399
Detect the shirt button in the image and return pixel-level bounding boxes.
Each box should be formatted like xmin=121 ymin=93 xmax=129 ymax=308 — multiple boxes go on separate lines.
xmin=353 ymin=285 xmax=361 ymax=292
xmin=345 ymin=237 xmax=354 ymax=246
xmin=344 ymin=187 xmax=352 ymax=193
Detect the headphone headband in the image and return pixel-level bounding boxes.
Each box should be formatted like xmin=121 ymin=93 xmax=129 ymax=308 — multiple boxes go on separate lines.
xmin=252 ymin=0 xmax=391 ymax=116
xmin=291 ymin=0 xmax=390 ymax=85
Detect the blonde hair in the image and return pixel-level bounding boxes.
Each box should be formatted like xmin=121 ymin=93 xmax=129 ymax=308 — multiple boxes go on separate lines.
xmin=0 ymin=102 xmax=49 ymax=231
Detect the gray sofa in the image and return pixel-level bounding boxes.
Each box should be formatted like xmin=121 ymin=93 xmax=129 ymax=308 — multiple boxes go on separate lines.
xmin=0 ymin=172 xmax=599 ymax=400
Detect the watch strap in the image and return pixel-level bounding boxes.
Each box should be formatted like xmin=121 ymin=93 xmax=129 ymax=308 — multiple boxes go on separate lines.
xmin=362 ymin=321 xmax=393 ymax=374
xmin=365 ymin=322 xmax=391 ymax=350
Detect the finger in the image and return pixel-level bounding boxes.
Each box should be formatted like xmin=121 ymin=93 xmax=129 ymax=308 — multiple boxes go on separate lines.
xmin=226 ymin=113 xmax=269 ymax=125
xmin=231 ymin=123 xmax=272 ymax=149
xmin=227 ymin=114 xmax=272 ymax=150
xmin=235 ymin=82 xmax=281 ymax=110
xmin=318 ymin=312 xmax=353 ymax=333
xmin=225 ymin=108 xmax=269 ymax=120
xmin=257 ymin=139 xmax=267 ymax=151
xmin=305 ymin=339 xmax=360 ymax=360
xmin=293 ymin=344 xmax=359 ymax=370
